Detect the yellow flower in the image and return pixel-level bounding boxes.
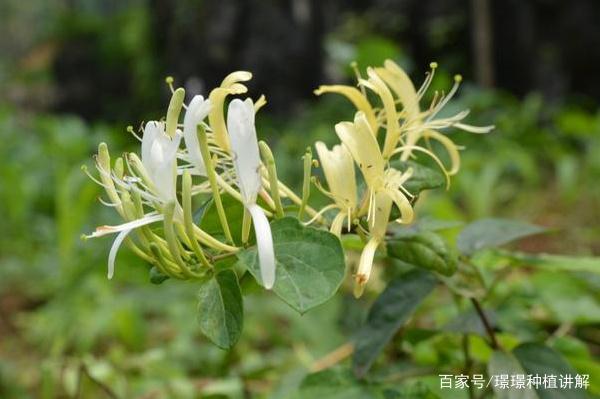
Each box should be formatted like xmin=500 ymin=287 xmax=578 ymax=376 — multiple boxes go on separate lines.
xmin=335 ymin=112 xmax=413 ymax=226
xmin=372 ymin=60 xmax=493 ymax=175
xmin=313 ymin=141 xmax=358 ymax=236
xmin=315 ymin=60 xmax=494 ymax=179
xmin=208 ymin=71 xmax=253 ymax=152
xmin=334 ymin=112 xmax=414 ymax=297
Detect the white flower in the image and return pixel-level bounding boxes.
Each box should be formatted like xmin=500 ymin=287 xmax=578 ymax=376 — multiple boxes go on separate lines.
xmin=227 ymin=98 xmax=275 ymax=289
xmin=183 ymin=95 xmax=212 ymax=175
xmin=89 ymin=121 xmax=182 ymax=279
xmin=141 ymin=121 xmax=182 ymax=201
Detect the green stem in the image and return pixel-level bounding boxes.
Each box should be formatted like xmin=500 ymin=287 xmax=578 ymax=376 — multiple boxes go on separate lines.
xmin=163 ymin=202 xmax=203 ymax=279
xmin=196 ymin=125 xmax=234 ymax=243
xmin=182 ymin=171 xmax=212 ymax=269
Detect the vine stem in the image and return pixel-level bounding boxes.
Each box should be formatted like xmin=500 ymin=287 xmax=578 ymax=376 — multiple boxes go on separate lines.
xmin=310 ymin=342 xmax=354 ymax=372
xmin=470 ymin=298 xmax=500 ymax=350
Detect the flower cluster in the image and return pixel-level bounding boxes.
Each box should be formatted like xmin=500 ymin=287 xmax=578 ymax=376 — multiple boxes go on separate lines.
xmin=83 ymin=72 xmax=317 ymax=289
xmin=313 ymin=59 xmax=493 ymax=296
xmin=84 ymin=61 xmax=491 ymax=298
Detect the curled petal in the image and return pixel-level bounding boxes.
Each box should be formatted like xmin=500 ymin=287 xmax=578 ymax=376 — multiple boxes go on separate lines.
xmin=422 ymin=130 xmax=461 ymax=175
xmin=86 ymin=213 xmax=163 ymax=238
xmin=314 ymin=85 xmax=378 ymax=133
xmin=209 ymin=84 xmax=250 ymax=151
xmin=248 ymin=204 xmax=276 ymax=289
xmin=384 ymin=187 xmax=414 ymax=225
xmin=454 ymin=122 xmax=495 ymax=134
xmin=107 ymin=228 xmax=133 ymax=279
xmin=221 ymin=71 xmax=252 ymax=88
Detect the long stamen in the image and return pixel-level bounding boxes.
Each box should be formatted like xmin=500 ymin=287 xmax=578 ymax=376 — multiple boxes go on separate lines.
xmin=426 ymin=75 xmax=462 ymax=121
xmin=417 ymin=62 xmax=438 ymax=100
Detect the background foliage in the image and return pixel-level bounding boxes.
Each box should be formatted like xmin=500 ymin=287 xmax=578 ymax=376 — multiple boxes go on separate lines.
xmin=1 ymin=0 xmax=599 ymax=398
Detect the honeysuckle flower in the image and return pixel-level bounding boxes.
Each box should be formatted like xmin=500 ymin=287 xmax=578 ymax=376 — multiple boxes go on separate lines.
xmin=141 ymin=121 xmax=182 ymax=202
xmin=313 ymin=141 xmax=357 ymax=236
xmin=209 ymin=71 xmax=253 ymax=152
xmin=227 ymin=98 xmax=276 ymax=289
xmin=182 ymin=95 xmax=212 ymax=175
xmin=354 ymin=191 xmax=393 ymax=298
xmin=316 ymin=60 xmax=493 ymax=178
xmin=368 ymin=60 xmax=493 ymax=172
xmin=335 ymin=112 xmax=414 ymax=227
xmin=333 ymin=112 xmax=414 ymax=297
xmin=86 ymin=121 xmax=182 ymax=278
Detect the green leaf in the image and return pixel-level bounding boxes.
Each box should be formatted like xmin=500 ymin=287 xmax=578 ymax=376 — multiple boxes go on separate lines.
xmin=393 ymin=160 xmax=446 ymax=194
xmin=457 ymin=218 xmax=547 ymax=256
xmin=387 ymin=231 xmax=457 ymax=276
xmin=488 ymin=351 xmax=538 ymax=399
xmin=196 ymin=269 xmax=243 ymax=349
xmin=499 ymin=251 xmax=600 ymax=274
xmin=237 ymin=217 xmax=345 ymax=314
xmin=353 ymin=270 xmax=437 ymax=377
xmin=513 ymin=343 xmax=586 ymax=399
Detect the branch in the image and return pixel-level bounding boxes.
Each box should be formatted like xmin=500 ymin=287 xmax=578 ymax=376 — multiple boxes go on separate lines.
xmin=470 ymin=298 xmax=501 ymax=350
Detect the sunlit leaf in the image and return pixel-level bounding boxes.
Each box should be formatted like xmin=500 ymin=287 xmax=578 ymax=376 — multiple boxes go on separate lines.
xmin=237 ymin=217 xmax=345 ymax=314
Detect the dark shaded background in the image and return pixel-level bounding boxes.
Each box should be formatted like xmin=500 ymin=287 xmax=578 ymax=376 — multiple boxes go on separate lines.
xmin=4 ymin=0 xmax=600 ymax=121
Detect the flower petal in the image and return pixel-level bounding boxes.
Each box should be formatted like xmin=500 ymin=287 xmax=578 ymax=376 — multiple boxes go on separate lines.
xmin=247 ymin=204 xmax=276 ymax=289
xmin=141 ymin=121 xmax=161 ymax=173
xmin=86 ymin=213 xmax=163 ymax=238
xmin=376 ymin=60 xmax=420 ymax=120
xmin=107 ymin=227 xmax=133 ymax=279
xmin=227 ymin=98 xmax=262 ymax=204
xmin=315 ymin=141 xmax=357 ymax=210
xmin=335 ymin=112 xmax=384 ymax=188
xmin=314 ymin=85 xmax=378 ymax=133
xmin=361 ymin=68 xmax=401 ymax=157
xmin=183 ymin=95 xmax=212 ymax=175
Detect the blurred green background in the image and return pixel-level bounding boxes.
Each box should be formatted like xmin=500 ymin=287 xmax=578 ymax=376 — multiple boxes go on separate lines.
xmin=1 ymin=0 xmax=599 ymax=398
